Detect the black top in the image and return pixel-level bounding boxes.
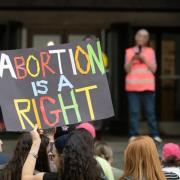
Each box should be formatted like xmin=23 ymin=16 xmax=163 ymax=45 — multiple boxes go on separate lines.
xmin=164 ymin=171 xmax=180 ymax=180
xmin=43 ymin=172 xmax=59 ymax=180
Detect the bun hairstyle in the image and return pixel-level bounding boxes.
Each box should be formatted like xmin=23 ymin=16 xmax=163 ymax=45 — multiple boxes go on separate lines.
xmin=94 ymin=141 xmax=113 ymax=162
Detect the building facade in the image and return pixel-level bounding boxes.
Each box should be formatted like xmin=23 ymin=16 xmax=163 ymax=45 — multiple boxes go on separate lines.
xmin=0 ymin=0 xmax=180 ymax=135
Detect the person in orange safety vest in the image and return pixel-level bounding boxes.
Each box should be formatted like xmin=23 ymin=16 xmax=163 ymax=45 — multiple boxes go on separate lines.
xmin=124 ymin=29 xmax=162 ymax=143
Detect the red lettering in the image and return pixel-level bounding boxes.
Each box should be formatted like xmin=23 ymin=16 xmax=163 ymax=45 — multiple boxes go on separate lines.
xmin=14 ymin=56 xmax=27 ymax=80
xmin=39 ymin=96 xmax=61 ymax=127
xmin=40 ymin=52 xmax=55 ymax=78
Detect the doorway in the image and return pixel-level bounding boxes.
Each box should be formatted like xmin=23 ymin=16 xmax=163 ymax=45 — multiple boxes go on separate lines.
xmin=105 ymin=24 xmax=180 ymax=135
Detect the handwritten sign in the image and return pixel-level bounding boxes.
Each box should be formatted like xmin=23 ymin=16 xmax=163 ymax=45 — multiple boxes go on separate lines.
xmin=0 ymin=39 xmax=114 ymax=131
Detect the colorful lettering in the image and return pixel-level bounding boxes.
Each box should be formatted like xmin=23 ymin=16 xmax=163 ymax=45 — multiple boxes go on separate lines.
xmin=49 ymin=49 xmax=66 ymax=74
xmin=87 ymin=41 xmax=105 ymax=75
xmin=75 ymin=85 xmax=97 ymax=120
xmin=40 ymin=52 xmax=55 ymax=78
xmin=75 ymin=46 xmax=91 ymax=74
xmin=14 ymin=99 xmax=35 ymax=130
xmin=31 ymin=80 xmax=48 ymax=97
xmin=26 ymin=55 xmax=40 ymax=78
xmin=0 ymin=53 xmax=17 ymax=79
xmin=39 ymin=96 xmax=61 ymax=127
xmin=58 ymin=90 xmax=81 ymax=125
xmin=14 ymin=56 xmax=27 ymax=80
xmin=58 ymin=75 xmax=74 ymax=92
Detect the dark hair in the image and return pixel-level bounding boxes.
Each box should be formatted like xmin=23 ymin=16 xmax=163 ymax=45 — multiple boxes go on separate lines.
xmin=76 ymin=128 xmax=94 ymax=142
xmin=60 ymin=129 xmax=100 ymax=180
xmin=162 ymin=155 xmax=180 ymax=167
xmin=55 ymin=134 xmax=70 ymax=154
xmin=2 ymin=133 xmax=32 ymax=180
xmin=83 ymin=35 xmax=96 ymax=41
xmin=35 ymin=134 xmax=50 ymax=172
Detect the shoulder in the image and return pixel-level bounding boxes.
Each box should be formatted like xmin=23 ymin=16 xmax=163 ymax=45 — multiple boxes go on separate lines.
xmin=163 ymin=171 xmax=180 ymax=180
xmin=43 ymin=172 xmax=59 ymax=180
xmin=163 ymin=167 xmax=180 ymax=176
xmin=95 ymin=156 xmax=110 ymax=167
xmin=145 ymin=47 xmax=155 ymax=53
xmin=126 ymin=47 xmax=135 ymax=53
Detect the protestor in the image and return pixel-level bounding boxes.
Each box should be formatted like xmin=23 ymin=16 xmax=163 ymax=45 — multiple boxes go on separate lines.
xmin=1 ymin=133 xmax=50 ymax=180
xmin=44 ymin=128 xmax=57 ymax=172
xmin=1 ymin=133 xmax=32 ymax=180
xmin=77 ymin=123 xmax=115 ymax=180
xmin=21 ymin=125 xmax=107 ymax=180
xmin=94 ymin=141 xmax=123 ymax=180
xmin=124 ymin=29 xmax=162 ymax=143
xmin=120 ymin=136 xmax=165 ymax=180
xmin=61 ymin=129 xmax=102 ymax=180
xmin=162 ymin=143 xmax=180 ymax=179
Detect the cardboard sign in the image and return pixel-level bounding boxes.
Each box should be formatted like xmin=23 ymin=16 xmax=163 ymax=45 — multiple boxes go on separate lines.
xmin=0 ymin=39 xmax=114 ymax=131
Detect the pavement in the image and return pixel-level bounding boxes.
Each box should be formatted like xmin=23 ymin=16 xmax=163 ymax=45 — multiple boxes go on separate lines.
xmin=1 ymin=132 xmax=180 ymax=169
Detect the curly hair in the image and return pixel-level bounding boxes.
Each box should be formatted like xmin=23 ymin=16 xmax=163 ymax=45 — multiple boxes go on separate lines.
xmin=60 ymin=129 xmax=100 ymax=180
xmin=2 ymin=133 xmax=32 ymax=180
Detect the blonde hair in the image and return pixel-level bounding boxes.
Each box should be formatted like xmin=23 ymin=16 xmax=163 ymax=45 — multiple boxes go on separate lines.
xmin=120 ymin=136 xmax=165 ymax=180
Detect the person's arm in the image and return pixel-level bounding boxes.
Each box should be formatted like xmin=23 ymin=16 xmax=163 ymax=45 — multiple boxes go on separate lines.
xmin=138 ymin=50 xmax=157 ymax=73
xmin=124 ymin=55 xmax=138 ymax=73
xmin=21 ymin=125 xmax=44 ymax=180
xmin=139 ymin=55 xmax=156 ymax=73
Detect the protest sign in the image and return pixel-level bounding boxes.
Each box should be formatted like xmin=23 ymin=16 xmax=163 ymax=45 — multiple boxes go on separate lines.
xmin=0 ymin=39 xmax=114 ymax=131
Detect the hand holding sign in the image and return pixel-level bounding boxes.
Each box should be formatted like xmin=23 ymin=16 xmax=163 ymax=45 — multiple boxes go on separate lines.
xmin=0 ymin=39 xmax=114 ymax=131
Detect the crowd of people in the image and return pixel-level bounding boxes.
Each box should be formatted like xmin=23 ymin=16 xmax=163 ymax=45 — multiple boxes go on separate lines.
xmin=0 ymin=122 xmax=180 ymax=180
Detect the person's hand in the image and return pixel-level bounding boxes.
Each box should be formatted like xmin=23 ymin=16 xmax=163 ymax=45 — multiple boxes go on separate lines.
xmin=31 ymin=124 xmax=41 ymax=144
xmin=132 ymin=54 xmax=140 ymax=61
xmin=138 ymin=54 xmax=146 ymax=62
xmin=44 ymin=128 xmax=56 ymax=142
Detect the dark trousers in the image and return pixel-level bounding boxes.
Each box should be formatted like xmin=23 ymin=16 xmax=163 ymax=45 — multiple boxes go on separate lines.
xmin=127 ymin=91 xmax=159 ymax=136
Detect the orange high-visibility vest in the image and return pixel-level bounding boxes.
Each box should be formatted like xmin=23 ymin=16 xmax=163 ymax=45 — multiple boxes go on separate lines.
xmin=125 ymin=47 xmax=157 ymax=92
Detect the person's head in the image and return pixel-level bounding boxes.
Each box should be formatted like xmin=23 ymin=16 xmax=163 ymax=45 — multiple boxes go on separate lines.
xmin=76 ymin=122 xmax=96 ymax=139
xmin=120 ymin=136 xmax=165 ymax=180
xmin=94 ymin=141 xmax=113 ymax=165
xmin=3 ymin=133 xmax=32 ymax=180
xmin=135 ymin=29 xmax=150 ymax=46
xmin=61 ymin=129 xmax=100 ymax=180
xmin=162 ymin=143 xmax=180 ymax=167
xmin=54 ymin=134 xmax=70 ymax=170
xmin=83 ymin=35 xmax=96 ymax=42
xmin=35 ymin=134 xmax=50 ymax=172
